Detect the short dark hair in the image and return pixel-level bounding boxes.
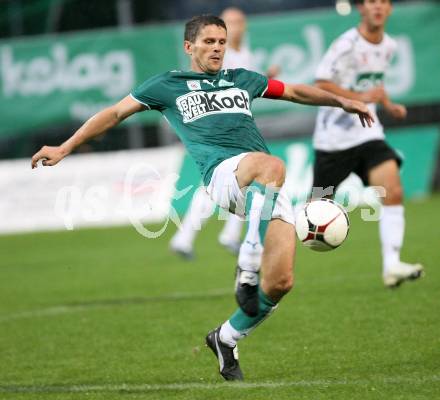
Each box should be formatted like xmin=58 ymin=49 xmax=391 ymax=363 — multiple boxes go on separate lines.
xmin=184 ymin=15 xmax=227 ymax=42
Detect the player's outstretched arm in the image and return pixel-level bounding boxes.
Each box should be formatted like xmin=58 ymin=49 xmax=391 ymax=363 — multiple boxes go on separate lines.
xmin=279 ymin=82 xmax=375 ymax=127
xmin=316 ymin=80 xmax=406 ymax=120
xmin=31 ymin=96 xmax=146 ymax=169
xmin=315 ymin=80 xmax=385 ymax=103
xmin=316 ymin=80 xmax=405 ymax=120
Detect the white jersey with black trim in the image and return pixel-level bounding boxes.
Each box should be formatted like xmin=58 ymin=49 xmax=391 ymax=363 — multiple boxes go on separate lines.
xmin=313 ymin=28 xmax=397 ymax=151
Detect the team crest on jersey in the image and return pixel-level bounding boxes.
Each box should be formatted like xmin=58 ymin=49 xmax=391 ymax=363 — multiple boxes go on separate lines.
xmin=176 ymin=88 xmax=251 ymax=123
xmin=219 ymin=79 xmax=234 ymax=87
xmin=186 ymin=80 xmax=201 ymax=91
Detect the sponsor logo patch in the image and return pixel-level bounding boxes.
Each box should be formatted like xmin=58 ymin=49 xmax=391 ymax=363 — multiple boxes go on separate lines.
xmin=186 ymin=80 xmax=201 ymax=91
xmin=176 ymin=88 xmax=251 ymax=123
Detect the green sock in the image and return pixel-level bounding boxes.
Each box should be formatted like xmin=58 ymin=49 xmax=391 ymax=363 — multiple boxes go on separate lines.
xmin=244 ymin=181 xmax=279 ymax=243
xmin=229 ymin=287 xmax=278 ymax=335
xmin=229 ymin=183 xmax=280 ymax=338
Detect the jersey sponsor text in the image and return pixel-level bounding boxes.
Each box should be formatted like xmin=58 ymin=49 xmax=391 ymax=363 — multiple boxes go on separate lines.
xmin=176 ymin=88 xmax=251 ymax=123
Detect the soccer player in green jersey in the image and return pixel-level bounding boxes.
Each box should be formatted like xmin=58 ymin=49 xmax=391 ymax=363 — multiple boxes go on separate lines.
xmin=31 ymin=15 xmax=374 ymax=381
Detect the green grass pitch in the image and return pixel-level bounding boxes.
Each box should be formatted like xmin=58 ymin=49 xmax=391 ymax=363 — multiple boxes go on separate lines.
xmin=1 ymin=196 xmax=439 ymax=400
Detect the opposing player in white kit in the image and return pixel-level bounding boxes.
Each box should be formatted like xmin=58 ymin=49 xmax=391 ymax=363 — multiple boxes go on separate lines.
xmin=312 ymin=0 xmax=423 ymax=287
xmin=170 ymin=7 xmax=279 ymax=259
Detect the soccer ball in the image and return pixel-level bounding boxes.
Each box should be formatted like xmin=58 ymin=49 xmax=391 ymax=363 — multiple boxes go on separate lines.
xmin=295 ymin=198 xmax=350 ymax=252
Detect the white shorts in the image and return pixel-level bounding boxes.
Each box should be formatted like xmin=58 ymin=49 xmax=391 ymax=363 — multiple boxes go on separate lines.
xmin=206 ymin=153 xmax=295 ymax=226
xmin=273 ymin=184 xmax=295 ymax=226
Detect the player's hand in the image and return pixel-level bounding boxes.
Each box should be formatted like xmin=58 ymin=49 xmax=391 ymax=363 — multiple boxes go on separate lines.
xmin=31 ymin=145 xmax=68 ymax=169
xmin=360 ymin=86 xmax=386 ymax=104
xmin=340 ymin=98 xmax=375 ymax=128
xmin=384 ymin=102 xmax=407 ymax=120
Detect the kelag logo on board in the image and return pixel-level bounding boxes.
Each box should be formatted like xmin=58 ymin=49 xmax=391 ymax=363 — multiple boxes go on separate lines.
xmin=0 ymin=44 xmax=134 ymax=98
xmin=176 ymin=88 xmax=251 ymax=123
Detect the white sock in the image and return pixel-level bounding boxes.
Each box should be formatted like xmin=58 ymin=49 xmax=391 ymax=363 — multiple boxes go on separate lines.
xmin=238 ymin=192 xmax=265 ymax=272
xmin=379 ymin=205 xmax=405 ymax=273
xmin=218 ymin=214 xmax=244 ymax=245
xmin=219 ymin=320 xmax=244 ymax=347
xmin=171 ymin=188 xmax=215 ymax=249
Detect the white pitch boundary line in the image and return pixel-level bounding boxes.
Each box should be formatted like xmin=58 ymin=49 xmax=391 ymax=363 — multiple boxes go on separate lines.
xmin=1 ymin=376 xmax=440 ymax=394
xmin=0 ymin=288 xmax=232 ymax=324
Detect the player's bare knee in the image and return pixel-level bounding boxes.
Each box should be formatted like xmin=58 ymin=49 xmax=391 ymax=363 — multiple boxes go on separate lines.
xmin=240 ymin=153 xmax=285 ymax=187
xmin=262 ymin=157 xmax=285 ymax=187
xmin=384 ymin=184 xmax=403 ymax=204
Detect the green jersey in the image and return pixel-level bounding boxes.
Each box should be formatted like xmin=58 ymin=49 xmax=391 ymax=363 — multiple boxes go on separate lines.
xmin=131 ymin=68 xmax=270 ymax=185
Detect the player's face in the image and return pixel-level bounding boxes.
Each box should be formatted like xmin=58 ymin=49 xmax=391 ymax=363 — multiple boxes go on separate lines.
xmin=358 ymin=0 xmax=392 ymax=29
xmin=185 ymin=25 xmax=227 ymax=74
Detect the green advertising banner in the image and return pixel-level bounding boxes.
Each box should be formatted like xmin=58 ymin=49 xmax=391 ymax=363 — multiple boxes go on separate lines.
xmin=248 ymin=2 xmax=440 ymax=116
xmin=1 ymin=2 xmax=439 ymax=138
xmin=0 ymin=25 xmax=180 ymax=137
xmin=172 ymin=126 xmax=440 ymax=215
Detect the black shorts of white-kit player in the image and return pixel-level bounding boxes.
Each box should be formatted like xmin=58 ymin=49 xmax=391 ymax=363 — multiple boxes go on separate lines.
xmin=313 ymin=139 xmax=402 ymax=193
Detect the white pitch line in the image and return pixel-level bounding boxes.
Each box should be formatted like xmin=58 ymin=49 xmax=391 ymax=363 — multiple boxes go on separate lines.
xmin=0 ymin=288 xmax=232 ymax=324
xmin=1 ymin=376 xmax=439 ymax=394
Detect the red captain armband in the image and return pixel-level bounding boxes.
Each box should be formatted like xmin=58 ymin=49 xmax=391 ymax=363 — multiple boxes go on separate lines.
xmin=262 ymin=79 xmax=285 ymax=99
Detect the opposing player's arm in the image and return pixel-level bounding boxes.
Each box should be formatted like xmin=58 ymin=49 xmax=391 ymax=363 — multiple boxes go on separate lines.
xmin=379 ymin=90 xmax=407 ymax=120
xmin=31 ymin=96 xmax=146 ymax=169
xmin=263 ymin=79 xmax=374 ymax=127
